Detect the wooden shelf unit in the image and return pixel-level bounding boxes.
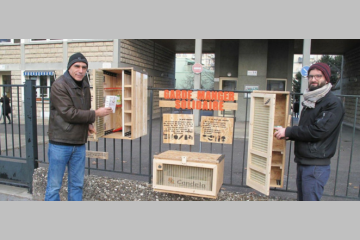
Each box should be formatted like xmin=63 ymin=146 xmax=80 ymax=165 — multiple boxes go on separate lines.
xmin=89 ymin=68 xmax=148 ymax=141
xmin=246 ymin=90 xmax=290 ymax=195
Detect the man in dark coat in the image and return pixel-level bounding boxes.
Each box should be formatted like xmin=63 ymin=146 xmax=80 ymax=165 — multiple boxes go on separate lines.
xmin=0 ymin=94 xmax=11 ymax=124
xmin=274 ymin=63 xmax=344 ymax=201
xmin=44 ymin=52 xmax=112 ymax=201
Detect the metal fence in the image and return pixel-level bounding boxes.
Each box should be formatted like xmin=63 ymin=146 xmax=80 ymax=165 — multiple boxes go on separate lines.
xmin=0 ymin=83 xmax=359 ymax=200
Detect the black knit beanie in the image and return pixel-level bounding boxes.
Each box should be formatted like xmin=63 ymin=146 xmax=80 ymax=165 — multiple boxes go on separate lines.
xmin=67 ymin=52 xmax=88 ymax=70
xmin=308 ymin=62 xmax=331 ymax=83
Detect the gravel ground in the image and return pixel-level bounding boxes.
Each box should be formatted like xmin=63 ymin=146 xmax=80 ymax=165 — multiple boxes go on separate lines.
xmin=32 ymin=167 xmax=295 ymax=201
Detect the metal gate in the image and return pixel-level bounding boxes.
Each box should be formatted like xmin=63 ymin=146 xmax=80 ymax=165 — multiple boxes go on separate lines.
xmin=1 ymin=84 xmax=359 ymax=200
xmin=0 ymin=80 xmax=38 ymax=192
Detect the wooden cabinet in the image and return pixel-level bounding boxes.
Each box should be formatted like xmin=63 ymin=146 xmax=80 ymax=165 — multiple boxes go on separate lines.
xmin=246 ymin=90 xmax=290 ymax=195
xmin=153 ymin=150 xmax=225 ymax=199
xmin=89 ymin=68 xmax=148 ymax=141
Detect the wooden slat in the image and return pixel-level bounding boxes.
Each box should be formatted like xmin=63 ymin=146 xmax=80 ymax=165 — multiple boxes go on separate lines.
xmin=86 ymin=150 xmax=108 ymax=160
xmin=154 ymin=150 xmax=224 ymax=164
xmin=159 ymin=100 xmax=238 ymax=110
xmin=159 ymin=90 xmax=238 ymax=100
xmin=89 ymin=69 xmax=105 ymax=141
xmin=130 ymin=71 xmax=135 ymax=137
xmin=142 ymin=74 xmax=148 ymax=136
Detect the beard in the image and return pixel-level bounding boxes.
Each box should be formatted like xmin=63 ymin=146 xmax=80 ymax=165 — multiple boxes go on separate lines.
xmin=309 ymin=80 xmax=326 ymax=91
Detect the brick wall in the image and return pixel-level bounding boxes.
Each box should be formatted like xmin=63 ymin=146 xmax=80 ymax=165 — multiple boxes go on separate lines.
xmin=120 ymin=40 xmax=175 ymax=74
xmin=9 ymin=71 xmax=22 ymax=121
xmin=120 ymin=39 xmax=155 ymax=69
xmin=68 ymin=41 xmax=113 ymax=62
xmin=25 ymin=43 xmax=63 ymax=63
xmin=342 ymin=46 xmax=360 ymax=127
xmin=154 ymin=43 xmax=175 ymax=73
xmin=0 ymin=45 xmax=21 ymax=64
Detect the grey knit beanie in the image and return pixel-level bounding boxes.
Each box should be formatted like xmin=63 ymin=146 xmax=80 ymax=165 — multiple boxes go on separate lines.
xmin=67 ymin=52 xmax=88 ymax=70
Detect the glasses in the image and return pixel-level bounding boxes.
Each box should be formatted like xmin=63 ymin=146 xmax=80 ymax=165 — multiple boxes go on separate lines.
xmin=308 ymin=74 xmax=323 ymax=80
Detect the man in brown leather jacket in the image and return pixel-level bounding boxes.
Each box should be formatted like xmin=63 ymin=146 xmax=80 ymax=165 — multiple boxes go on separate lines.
xmin=45 ymin=52 xmax=112 ymax=201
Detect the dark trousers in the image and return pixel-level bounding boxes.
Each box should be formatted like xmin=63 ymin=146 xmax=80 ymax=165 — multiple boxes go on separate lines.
xmin=296 ymin=164 xmax=330 ymax=201
xmin=1 ymin=108 xmax=11 ymax=123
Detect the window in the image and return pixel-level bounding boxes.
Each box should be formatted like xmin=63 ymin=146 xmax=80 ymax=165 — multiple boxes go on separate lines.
xmin=266 ymin=78 xmax=287 ymax=91
xmin=30 ymin=39 xmax=61 ymax=42
xmin=39 ymin=75 xmax=55 ymax=99
xmin=0 ymin=39 xmax=20 ymax=44
xmin=26 ymin=75 xmax=55 ymax=100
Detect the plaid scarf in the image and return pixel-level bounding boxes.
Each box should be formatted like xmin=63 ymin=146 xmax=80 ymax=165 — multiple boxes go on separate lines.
xmin=302 ymin=83 xmax=332 ymax=108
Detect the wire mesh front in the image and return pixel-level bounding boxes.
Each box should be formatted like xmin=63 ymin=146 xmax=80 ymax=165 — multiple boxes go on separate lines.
xmin=156 ymin=164 xmax=213 ymax=191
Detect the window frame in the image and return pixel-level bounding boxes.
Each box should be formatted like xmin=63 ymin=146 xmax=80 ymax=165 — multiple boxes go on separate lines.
xmin=266 ymin=78 xmax=287 ymax=91
xmin=27 ymin=75 xmax=55 ymax=100
xmin=0 ymin=39 xmax=20 ymax=44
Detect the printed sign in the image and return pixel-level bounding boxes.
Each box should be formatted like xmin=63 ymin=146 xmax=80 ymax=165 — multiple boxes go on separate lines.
xmin=244 ymin=85 xmax=259 ymax=98
xmin=159 ymin=90 xmax=238 ymax=111
xmin=200 ymin=116 xmax=234 ymax=144
xmin=247 ymin=70 xmax=258 ymax=76
xmin=162 ymin=114 xmax=194 ymax=145
xmin=105 ymin=95 xmax=117 ymax=113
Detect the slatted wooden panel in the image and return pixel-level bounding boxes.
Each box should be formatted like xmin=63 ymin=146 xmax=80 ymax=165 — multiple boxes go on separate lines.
xmin=246 ymin=92 xmax=276 ymax=196
xmin=89 ymin=69 xmax=105 ymax=141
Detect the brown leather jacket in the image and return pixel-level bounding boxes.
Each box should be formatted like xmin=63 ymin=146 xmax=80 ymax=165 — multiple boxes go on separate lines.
xmin=48 ymin=71 xmax=95 ymax=144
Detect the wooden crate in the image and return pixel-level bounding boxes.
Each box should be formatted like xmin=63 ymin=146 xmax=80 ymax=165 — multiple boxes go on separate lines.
xmin=246 ymin=90 xmax=290 ymax=195
xmin=89 ymin=68 xmax=147 ymax=141
xmin=153 ymin=150 xmax=225 ymax=199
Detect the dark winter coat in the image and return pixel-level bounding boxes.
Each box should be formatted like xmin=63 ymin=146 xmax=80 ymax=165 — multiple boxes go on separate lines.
xmin=48 ymin=71 xmax=95 ymax=145
xmin=285 ymin=91 xmax=345 ymax=166
xmin=0 ymin=95 xmax=11 ymax=115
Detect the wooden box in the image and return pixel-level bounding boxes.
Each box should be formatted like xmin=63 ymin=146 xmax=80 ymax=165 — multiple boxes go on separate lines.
xmin=246 ymin=90 xmax=290 ymax=196
xmin=89 ymin=68 xmax=148 ymax=141
xmin=153 ymin=150 xmax=225 ymax=199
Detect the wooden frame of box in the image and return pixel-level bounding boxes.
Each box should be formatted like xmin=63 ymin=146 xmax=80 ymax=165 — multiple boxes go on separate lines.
xmin=246 ymin=90 xmax=290 ymax=196
xmin=88 ymin=68 xmax=148 ymax=141
xmin=153 ymin=150 xmax=225 ymax=199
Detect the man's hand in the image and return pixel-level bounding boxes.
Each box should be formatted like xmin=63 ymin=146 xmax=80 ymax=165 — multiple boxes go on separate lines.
xmin=95 ymin=107 xmax=112 ymax=117
xmin=88 ymin=124 xmax=96 ymax=135
xmin=274 ymin=127 xmax=288 ymax=140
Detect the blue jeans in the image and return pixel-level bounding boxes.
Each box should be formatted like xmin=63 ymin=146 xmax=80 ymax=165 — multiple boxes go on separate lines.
xmin=45 ymin=143 xmax=86 ymax=201
xmin=296 ymin=164 xmax=330 ymax=201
